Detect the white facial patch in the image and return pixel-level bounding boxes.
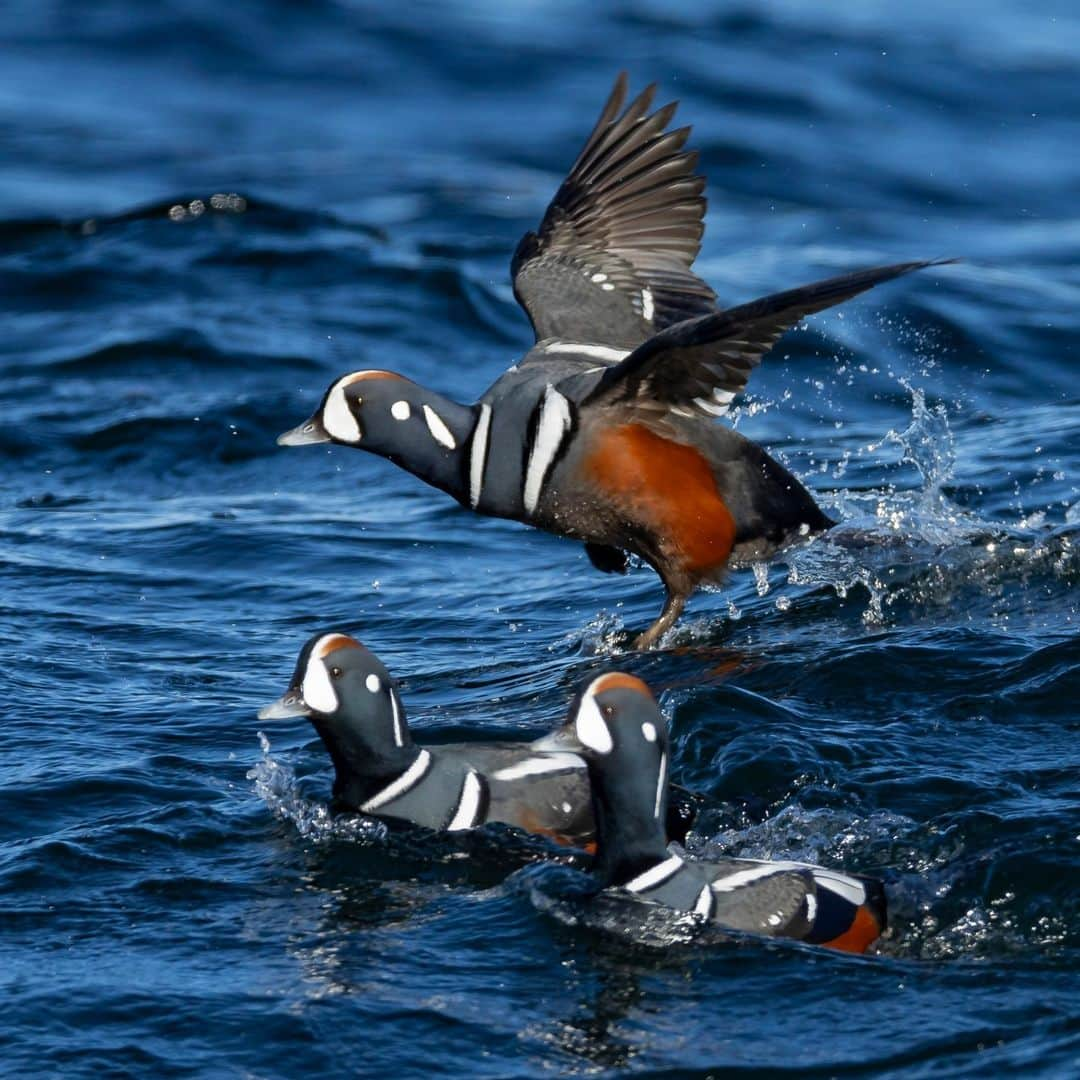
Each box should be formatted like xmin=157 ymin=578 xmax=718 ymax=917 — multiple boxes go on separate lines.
xmin=390 ymin=400 xmax=411 ymax=421
xmin=301 ymin=652 xmax=339 ymax=714
xmin=423 ymin=405 xmax=456 ymax=449
xmin=322 ymin=377 xmax=362 ymax=442
xmin=575 ymin=692 xmax=613 ymax=755
xmin=365 ymin=673 xmax=381 ymax=693
xmin=641 ymin=721 xmax=657 ymax=743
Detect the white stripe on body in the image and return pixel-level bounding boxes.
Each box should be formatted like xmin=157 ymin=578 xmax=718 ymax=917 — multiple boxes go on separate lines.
xmin=468 ymin=403 xmax=492 ymax=509
xmin=361 ymin=750 xmax=432 ymax=813
xmin=491 ymin=754 xmax=582 ymax=782
xmin=446 ymin=771 xmax=484 ymax=831
xmin=523 ymin=385 xmax=572 ymax=515
xmin=623 ymin=855 xmax=685 ymax=894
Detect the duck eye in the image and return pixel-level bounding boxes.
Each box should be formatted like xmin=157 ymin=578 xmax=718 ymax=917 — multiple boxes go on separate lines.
xmin=601 ymin=704 xmax=615 ymax=719
xmin=330 ymin=666 xmax=342 ymax=678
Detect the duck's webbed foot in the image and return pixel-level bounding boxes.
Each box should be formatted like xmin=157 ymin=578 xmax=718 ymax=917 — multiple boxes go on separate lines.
xmin=631 ymin=588 xmax=687 ymax=650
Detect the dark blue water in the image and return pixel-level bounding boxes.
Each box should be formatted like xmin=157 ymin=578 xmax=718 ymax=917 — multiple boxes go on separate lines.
xmin=2 ymin=2 xmax=1078 ymax=1076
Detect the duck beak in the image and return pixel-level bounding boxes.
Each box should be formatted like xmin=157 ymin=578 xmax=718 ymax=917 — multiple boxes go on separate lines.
xmin=277 ymin=414 xmax=331 ymax=446
xmin=531 ymin=723 xmax=585 ymax=755
xmin=257 ymin=689 xmax=311 ymax=720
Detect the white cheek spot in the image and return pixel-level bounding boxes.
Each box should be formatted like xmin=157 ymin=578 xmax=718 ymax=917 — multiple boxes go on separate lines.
xmin=301 ymin=656 xmax=338 ymax=714
xmin=423 ymin=405 xmax=456 ymax=449
xmin=365 ymin=673 xmax=381 ymax=693
xmin=575 ymin=694 xmax=613 ymax=755
xmin=561 ymin=801 xmax=572 ymax=814
xmin=641 ymin=721 xmax=657 ymax=743
xmin=641 ymin=287 xmax=655 ymax=322
xmin=390 ymin=400 xmax=411 ymax=421
xmin=323 ymin=380 xmax=361 ymax=443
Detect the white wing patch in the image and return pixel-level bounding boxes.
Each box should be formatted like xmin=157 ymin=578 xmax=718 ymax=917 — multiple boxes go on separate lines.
xmin=541 ymin=342 xmax=630 ymax=363
xmin=641 ymin=287 xmax=655 ymax=322
xmin=523 ymin=385 xmax=572 ymax=515
xmin=446 ymin=771 xmax=484 ymax=831
xmin=710 ymin=864 xmax=786 ymax=893
xmin=653 ymin=751 xmax=666 ymax=820
xmin=491 ymin=753 xmax=582 ymax=782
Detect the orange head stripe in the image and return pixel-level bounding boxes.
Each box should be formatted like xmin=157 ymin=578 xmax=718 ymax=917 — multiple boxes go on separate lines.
xmin=821 ymin=904 xmax=882 ymax=955
xmin=342 ymin=370 xmax=407 ymax=384
xmin=315 ymin=633 xmax=362 ymax=659
xmin=590 ymin=672 xmax=654 ymax=700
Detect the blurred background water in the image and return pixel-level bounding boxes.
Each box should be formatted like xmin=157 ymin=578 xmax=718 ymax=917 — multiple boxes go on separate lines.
xmin=1 ymin=1 xmax=1078 ymax=1076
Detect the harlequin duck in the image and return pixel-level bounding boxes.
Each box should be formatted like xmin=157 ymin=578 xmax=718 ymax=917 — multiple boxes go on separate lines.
xmin=277 ymin=74 xmax=952 ymax=647
xmin=534 ymin=672 xmax=886 ymax=953
xmin=258 ymin=631 xmax=697 ymax=847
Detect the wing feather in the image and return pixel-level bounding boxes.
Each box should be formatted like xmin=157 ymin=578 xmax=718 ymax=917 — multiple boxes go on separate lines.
xmin=512 ymin=73 xmax=717 ymax=349
xmin=584 ymin=259 xmax=955 ymax=423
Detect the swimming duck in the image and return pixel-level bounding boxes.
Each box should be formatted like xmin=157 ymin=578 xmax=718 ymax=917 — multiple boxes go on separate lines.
xmin=534 ymin=672 xmax=886 ymax=953
xmin=258 ymin=631 xmax=697 ymax=847
xmin=277 ymin=74 xmax=950 ymax=647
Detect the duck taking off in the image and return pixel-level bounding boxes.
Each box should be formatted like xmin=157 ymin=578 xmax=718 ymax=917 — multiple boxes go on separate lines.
xmin=278 ymin=73 xmax=951 ymax=647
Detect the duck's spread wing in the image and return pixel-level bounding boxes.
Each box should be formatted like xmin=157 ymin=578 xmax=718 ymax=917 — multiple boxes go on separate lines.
xmin=511 ymin=72 xmax=717 ymax=350
xmin=583 ymin=259 xmax=953 ymax=424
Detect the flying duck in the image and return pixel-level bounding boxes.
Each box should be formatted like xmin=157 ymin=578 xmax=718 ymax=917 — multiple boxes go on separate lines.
xmin=277 ymin=74 xmax=950 ymax=647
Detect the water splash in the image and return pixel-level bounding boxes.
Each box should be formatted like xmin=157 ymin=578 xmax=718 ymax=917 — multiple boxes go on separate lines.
xmin=777 ymin=385 xmax=1078 ymax=627
xmin=247 ymin=733 xmax=388 ymax=844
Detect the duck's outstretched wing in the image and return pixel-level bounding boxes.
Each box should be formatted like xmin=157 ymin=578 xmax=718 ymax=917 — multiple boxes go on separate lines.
xmin=511 ymin=72 xmax=717 ymax=351
xmin=583 ymin=259 xmax=954 ymax=424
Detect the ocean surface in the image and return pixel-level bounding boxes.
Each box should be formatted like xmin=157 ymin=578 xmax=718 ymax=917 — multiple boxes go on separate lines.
xmin=2 ymin=2 xmax=1078 ymax=1076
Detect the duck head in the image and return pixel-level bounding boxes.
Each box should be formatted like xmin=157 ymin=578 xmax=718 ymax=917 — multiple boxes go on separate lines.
xmin=276 ymin=370 xmax=477 ymax=498
xmin=536 ymin=672 xmax=672 ymax=885
xmin=258 ymin=631 xmax=420 ymax=805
